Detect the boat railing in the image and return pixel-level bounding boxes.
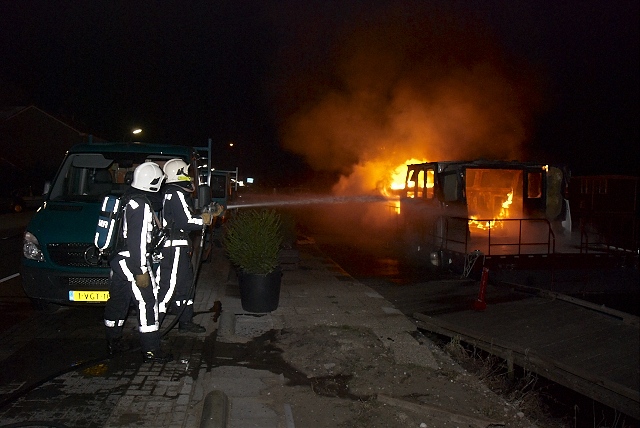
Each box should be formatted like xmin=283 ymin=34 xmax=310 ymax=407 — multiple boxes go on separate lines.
xmin=436 ymin=216 xmax=556 ymax=256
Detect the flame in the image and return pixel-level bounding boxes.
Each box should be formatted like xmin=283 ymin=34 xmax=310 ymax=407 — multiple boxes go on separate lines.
xmin=390 ymin=159 xmax=426 ymax=190
xmin=376 ymin=158 xmax=427 ymax=197
xmin=468 ymin=188 xmax=514 ymax=231
xmin=331 ymin=157 xmax=428 ymax=216
xmin=333 ymin=157 xmax=428 ymax=215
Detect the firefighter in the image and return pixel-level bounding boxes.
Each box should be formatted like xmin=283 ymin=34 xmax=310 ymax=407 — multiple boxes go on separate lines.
xmin=158 ymin=158 xmax=222 ymax=333
xmin=104 ymin=162 xmax=172 ymax=363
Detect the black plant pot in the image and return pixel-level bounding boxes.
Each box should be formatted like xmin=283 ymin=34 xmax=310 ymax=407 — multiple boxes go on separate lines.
xmin=238 ymin=268 xmax=282 ymax=313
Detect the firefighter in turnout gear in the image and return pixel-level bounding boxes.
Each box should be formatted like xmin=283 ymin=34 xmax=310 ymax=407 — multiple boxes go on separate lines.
xmin=158 ymin=158 xmax=222 ymax=333
xmin=103 ymin=162 xmax=172 ymax=363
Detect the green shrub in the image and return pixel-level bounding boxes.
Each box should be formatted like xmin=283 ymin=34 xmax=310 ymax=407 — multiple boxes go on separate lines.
xmin=223 ymin=209 xmax=283 ymax=275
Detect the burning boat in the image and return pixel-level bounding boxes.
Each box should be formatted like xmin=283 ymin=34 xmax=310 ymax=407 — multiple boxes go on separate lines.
xmin=396 ymin=160 xmax=638 ymax=291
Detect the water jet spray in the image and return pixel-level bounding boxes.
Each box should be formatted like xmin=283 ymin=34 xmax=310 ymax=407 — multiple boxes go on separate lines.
xmin=225 ymin=194 xmax=391 ymax=210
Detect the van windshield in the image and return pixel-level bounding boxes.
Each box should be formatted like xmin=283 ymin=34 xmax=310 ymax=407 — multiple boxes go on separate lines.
xmin=47 ymin=152 xmax=189 ymax=202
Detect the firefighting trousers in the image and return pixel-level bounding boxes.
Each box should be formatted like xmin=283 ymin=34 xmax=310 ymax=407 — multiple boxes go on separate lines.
xmin=157 ymin=245 xmax=195 ymax=325
xmin=104 ymin=257 xmax=160 ymax=353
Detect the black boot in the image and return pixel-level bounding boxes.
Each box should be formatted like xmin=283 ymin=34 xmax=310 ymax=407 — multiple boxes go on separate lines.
xmin=107 ymin=337 xmax=130 ymax=356
xmin=142 ymin=349 xmax=174 ymax=363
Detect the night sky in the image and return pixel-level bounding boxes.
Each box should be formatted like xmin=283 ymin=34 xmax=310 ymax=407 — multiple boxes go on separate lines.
xmin=1 ymin=1 xmax=637 ymax=187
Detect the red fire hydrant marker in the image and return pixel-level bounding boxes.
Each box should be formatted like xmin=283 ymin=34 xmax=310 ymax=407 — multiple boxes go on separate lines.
xmin=473 ymin=267 xmax=489 ymax=311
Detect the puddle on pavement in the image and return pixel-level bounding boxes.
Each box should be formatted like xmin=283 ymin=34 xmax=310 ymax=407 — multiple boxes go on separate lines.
xmin=204 ymin=330 xmax=372 ymax=401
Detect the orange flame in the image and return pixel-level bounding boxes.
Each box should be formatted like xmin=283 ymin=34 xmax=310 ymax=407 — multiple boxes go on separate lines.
xmin=468 ymin=188 xmax=514 ymax=231
xmin=378 ymin=158 xmax=427 ymax=197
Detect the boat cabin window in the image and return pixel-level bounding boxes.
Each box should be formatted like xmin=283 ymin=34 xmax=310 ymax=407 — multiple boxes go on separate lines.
xmin=442 ymin=173 xmax=459 ymax=202
xmin=528 ymin=172 xmax=543 ymax=198
xmin=406 ymin=168 xmax=435 ymax=200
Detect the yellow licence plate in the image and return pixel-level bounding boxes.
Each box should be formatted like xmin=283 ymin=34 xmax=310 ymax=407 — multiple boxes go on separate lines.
xmin=69 ymin=290 xmax=110 ymax=302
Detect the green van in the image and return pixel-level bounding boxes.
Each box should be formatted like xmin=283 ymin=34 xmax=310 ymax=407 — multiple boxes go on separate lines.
xmin=21 ymin=142 xmax=211 ymax=310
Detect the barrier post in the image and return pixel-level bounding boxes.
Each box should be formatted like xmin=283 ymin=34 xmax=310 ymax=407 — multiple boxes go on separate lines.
xmin=473 ymin=267 xmax=489 ymax=311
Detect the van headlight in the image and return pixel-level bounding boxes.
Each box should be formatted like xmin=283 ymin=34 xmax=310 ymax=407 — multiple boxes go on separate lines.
xmin=429 ymin=252 xmax=440 ymax=267
xmin=23 ymin=231 xmax=44 ymax=262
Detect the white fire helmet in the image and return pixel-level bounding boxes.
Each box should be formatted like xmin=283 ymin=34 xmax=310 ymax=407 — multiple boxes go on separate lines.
xmin=163 ymin=158 xmax=192 ymax=184
xmin=131 ymin=162 xmax=165 ymax=192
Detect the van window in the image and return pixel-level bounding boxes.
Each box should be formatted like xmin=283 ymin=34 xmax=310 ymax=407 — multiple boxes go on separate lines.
xmin=48 ymin=152 xmax=191 ymax=202
xmin=50 ymin=154 xmax=117 ymax=202
xmin=406 ymin=169 xmax=416 ymax=198
xmin=415 ymin=170 xmax=424 ymax=198
xmin=425 ymin=170 xmax=434 ymax=199
xmin=442 ymin=174 xmax=458 ymax=202
xmin=210 ymin=175 xmax=227 ymax=199
xmin=527 ymin=172 xmax=543 ymax=198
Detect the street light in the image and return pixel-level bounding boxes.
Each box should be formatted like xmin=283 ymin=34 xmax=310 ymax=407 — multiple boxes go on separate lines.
xmin=122 ymin=128 xmax=142 ymax=142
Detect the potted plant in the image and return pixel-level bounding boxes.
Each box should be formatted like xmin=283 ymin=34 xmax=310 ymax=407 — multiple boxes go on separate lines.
xmin=222 ymin=209 xmax=284 ymax=312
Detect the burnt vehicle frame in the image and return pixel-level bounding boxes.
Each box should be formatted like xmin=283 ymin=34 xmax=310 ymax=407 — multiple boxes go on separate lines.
xmin=397 ymin=160 xmax=637 ymax=286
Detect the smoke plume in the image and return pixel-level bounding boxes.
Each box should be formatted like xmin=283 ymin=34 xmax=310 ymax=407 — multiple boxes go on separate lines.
xmin=274 ymin=2 xmax=543 ymax=195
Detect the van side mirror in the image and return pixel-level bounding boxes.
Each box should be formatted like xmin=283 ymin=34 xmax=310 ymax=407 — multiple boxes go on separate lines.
xmin=43 ymin=181 xmax=51 ymax=195
xmin=195 ymin=184 xmax=211 ymax=210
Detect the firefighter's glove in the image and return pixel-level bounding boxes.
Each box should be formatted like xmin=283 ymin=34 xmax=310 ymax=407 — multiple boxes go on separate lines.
xmin=201 ymin=212 xmax=213 ymax=226
xmin=211 ymin=202 xmax=224 ymax=217
xmin=135 ymin=273 xmax=151 ymax=288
